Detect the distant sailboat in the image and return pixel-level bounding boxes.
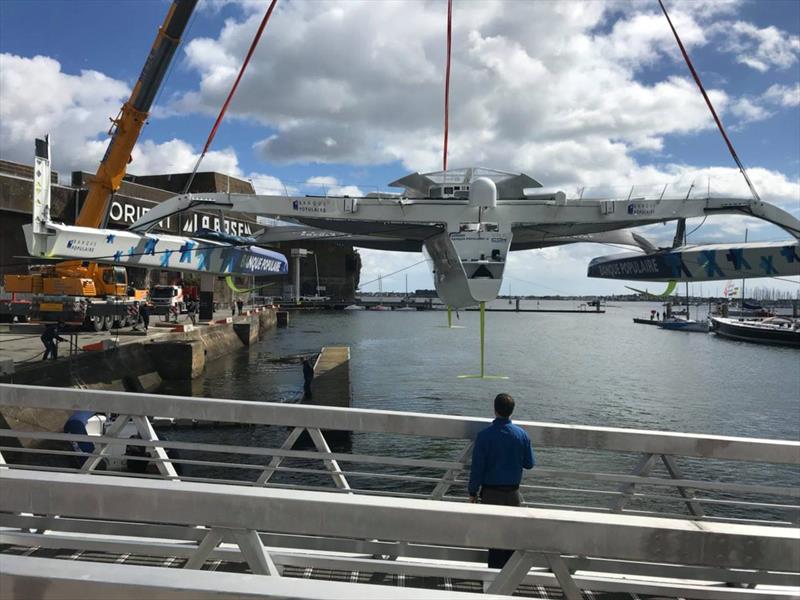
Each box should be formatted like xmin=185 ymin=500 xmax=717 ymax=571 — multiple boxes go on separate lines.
xmin=369 ymin=275 xmax=392 ymax=311
xmin=396 ymin=274 xmax=416 ymax=311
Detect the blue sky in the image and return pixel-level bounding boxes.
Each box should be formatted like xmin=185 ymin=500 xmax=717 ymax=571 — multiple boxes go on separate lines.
xmin=1 ymin=0 xmax=798 ymax=296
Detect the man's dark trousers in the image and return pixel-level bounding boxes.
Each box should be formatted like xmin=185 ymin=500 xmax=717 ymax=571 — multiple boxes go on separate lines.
xmin=42 ymin=340 xmax=57 ymax=361
xmin=480 ymin=485 xmax=522 ymax=569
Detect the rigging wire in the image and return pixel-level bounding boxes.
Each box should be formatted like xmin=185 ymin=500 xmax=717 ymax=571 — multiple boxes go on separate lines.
xmin=503 ymin=273 xmax=569 ymax=296
xmin=442 ymin=0 xmax=453 ymax=171
xmin=685 ymin=215 xmax=707 ymax=239
xmin=182 ymin=0 xmax=279 ymax=194
xmin=358 ymin=258 xmax=431 ymax=289
xmin=658 ymin=0 xmax=761 ymax=204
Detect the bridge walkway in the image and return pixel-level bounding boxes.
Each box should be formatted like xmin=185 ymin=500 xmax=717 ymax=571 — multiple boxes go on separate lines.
xmin=1 ymin=383 xmax=798 ymax=598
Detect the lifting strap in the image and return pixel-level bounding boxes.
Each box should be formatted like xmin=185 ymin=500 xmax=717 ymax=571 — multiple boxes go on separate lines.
xmin=658 ymin=0 xmax=761 ymax=203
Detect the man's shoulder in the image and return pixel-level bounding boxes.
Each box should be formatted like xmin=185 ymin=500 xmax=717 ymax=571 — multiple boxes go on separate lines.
xmin=509 ymin=422 xmax=530 ymax=440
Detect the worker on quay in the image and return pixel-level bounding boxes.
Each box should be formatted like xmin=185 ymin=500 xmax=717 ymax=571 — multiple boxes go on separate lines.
xmin=139 ymin=302 xmax=151 ymax=332
xmin=187 ymin=298 xmax=198 ymax=325
xmin=237 ymin=298 xmax=244 ymax=316
xmin=41 ymin=321 xmax=67 ymax=361
xmin=468 ymin=393 xmax=535 ymax=570
xmin=302 ymin=358 xmax=314 ymax=398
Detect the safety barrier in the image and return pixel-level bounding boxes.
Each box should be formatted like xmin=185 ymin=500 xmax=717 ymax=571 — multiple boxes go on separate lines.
xmin=1 ymin=469 xmax=798 ymax=598
xmin=1 ymin=383 xmax=799 ymax=596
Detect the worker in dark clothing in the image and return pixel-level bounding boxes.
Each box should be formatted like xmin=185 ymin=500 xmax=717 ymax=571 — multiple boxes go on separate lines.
xmin=302 ymin=359 xmax=314 ymax=398
xmin=468 ymin=393 xmax=535 ymax=570
xmin=237 ymin=299 xmax=244 ymax=316
xmin=41 ymin=322 xmax=67 ymax=361
xmin=139 ymin=302 xmax=151 ymax=332
xmin=187 ymin=299 xmax=197 ymax=325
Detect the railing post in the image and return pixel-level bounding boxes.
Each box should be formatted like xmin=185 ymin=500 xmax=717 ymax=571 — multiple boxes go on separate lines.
xmin=661 ymin=454 xmax=704 ymax=517
xmin=486 ymin=550 xmax=537 ymax=595
xmin=79 ymin=414 xmax=132 ymax=473
xmin=183 ymin=528 xmax=224 ymax=570
xmin=233 ymin=529 xmax=280 ymax=577
xmin=255 ymin=426 xmax=305 ymax=486
xmin=611 ymin=452 xmax=656 ymax=512
xmin=307 ymin=427 xmax=351 ymax=492
xmin=430 ymin=441 xmax=473 ymax=500
xmin=131 ymin=416 xmax=179 ymax=480
xmin=544 ymin=553 xmax=583 ymax=600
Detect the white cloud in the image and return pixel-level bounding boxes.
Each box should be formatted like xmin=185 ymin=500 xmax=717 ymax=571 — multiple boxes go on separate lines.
xmin=248 ymin=173 xmax=294 ymax=195
xmin=0 ymin=53 xmax=129 ymax=179
xmin=728 ymin=97 xmax=772 ymax=124
xmin=715 ymin=21 xmax=800 ymax=72
xmin=306 ymin=176 xmax=337 ymax=186
xmin=130 ymin=139 xmax=240 ymax=176
xmin=173 ymin=1 xmax=732 ymax=173
xmin=762 ymin=83 xmax=800 ymax=108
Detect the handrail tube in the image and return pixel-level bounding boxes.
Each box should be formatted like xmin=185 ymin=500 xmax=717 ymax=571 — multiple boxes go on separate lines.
xmin=4 ymin=431 xmax=797 ymax=499
xmin=2 ymin=469 xmax=798 ymax=571
xmin=0 ymin=555 xmax=477 ymax=600
xmin=5 ymin=514 xmax=799 ymax=588
xmin=2 ymin=384 xmax=798 ymax=463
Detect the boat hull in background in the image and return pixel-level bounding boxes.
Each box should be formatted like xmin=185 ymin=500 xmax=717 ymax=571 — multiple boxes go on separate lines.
xmin=709 ymin=317 xmax=800 ymax=347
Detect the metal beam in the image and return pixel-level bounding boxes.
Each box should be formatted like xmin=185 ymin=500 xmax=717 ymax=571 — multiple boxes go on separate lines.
xmin=3 ymin=384 xmax=798 ymax=463
xmin=662 ymin=454 xmax=705 ymax=517
xmin=79 ymin=414 xmax=131 ymax=473
xmin=307 ymin=427 xmax=351 ymax=491
xmin=3 ymin=529 xmax=798 ymax=598
xmin=2 ymin=469 xmax=797 ymax=572
xmin=256 ymin=426 xmax=305 ymax=486
xmin=1 ymin=555 xmax=498 ymax=599
xmin=611 ymin=453 xmax=657 ymax=512
xmin=430 ymin=441 xmax=473 ymax=500
xmin=233 ymin=529 xmax=280 ymax=577
xmin=132 ymin=416 xmax=179 ymax=480
xmin=486 ymin=550 xmax=538 ymax=595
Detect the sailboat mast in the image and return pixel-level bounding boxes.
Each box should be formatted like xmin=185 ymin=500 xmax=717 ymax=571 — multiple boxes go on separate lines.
xmin=741 ymin=229 xmax=748 ymax=306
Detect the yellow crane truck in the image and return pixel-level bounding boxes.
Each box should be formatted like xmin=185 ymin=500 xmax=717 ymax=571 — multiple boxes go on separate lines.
xmin=1 ymin=0 xmax=197 ymax=330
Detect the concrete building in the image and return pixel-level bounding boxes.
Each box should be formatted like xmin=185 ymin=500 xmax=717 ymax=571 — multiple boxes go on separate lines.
xmin=0 ymin=159 xmax=360 ymax=304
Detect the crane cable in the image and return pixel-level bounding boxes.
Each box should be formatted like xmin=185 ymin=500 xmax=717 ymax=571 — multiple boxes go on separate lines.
xmin=658 ymin=0 xmax=761 ymax=204
xmin=442 ymin=0 xmax=453 ymax=171
xmin=182 ymin=0 xmax=279 ymax=194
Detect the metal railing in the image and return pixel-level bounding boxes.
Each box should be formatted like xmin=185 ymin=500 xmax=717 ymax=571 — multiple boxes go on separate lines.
xmin=1 ymin=383 xmax=799 ymax=597
xmin=2 ymin=468 xmax=799 ymax=598
xmin=1 ymin=383 xmax=798 ymax=526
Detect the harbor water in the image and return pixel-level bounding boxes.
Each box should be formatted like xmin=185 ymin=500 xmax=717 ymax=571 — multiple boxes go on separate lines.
xmin=158 ymin=300 xmax=800 ymax=519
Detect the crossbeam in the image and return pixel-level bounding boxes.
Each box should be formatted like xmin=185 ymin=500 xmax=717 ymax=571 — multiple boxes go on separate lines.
xmin=1 ymin=469 xmax=797 ymax=573
xmin=2 ymin=384 xmax=797 ymax=463
xmin=1 ymin=555 xmax=496 ymax=599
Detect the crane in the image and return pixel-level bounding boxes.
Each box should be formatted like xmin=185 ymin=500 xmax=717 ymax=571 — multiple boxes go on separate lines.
xmin=3 ymin=0 xmax=198 ymax=329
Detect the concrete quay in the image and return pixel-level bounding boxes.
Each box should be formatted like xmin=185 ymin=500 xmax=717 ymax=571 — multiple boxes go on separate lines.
xmin=0 ymin=307 xmax=277 ymax=391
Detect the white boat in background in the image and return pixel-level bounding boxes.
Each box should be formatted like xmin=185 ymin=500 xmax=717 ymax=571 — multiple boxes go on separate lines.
xmin=343 ymin=304 xmax=365 ymax=311
xmin=368 ymin=305 xmax=392 ymax=311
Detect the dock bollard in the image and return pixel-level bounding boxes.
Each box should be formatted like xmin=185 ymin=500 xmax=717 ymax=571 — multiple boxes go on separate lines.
xmin=276 ymin=311 xmax=289 ymax=327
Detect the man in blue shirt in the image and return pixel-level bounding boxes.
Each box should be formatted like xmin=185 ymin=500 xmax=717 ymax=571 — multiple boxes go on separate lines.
xmin=468 ymin=393 xmax=535 ymax=569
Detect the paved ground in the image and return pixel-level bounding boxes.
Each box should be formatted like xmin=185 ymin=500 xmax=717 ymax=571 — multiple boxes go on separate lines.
xmin=0 ymin=309 xmax=249 ymax=365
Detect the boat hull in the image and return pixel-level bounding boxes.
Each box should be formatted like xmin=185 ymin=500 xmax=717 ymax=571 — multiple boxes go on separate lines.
xmin=658 ymin=318 xmax=709 ymax=333
xmin=632 ymin=318 xmax=660 ymax=326
xmin=709 ymin=317 xmax=800 ymax=347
